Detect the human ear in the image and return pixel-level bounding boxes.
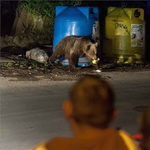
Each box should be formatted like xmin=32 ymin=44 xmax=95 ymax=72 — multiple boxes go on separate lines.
xmin=110 ymin=109 xmax=118 ymax=123
xmin=62 ymin=100 xmax=73 ymax=119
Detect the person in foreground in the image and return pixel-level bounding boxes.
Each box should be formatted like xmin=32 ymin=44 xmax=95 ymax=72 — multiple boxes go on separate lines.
xmin=139 ymin=106 xmax=150 ymax=150
xmin=28 ymin=75 xmax=139 ymax=150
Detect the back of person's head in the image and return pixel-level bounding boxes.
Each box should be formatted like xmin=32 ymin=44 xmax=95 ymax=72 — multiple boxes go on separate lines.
xmin=139 ymin=106 xmax=150 ymax=150
xmin=69 ymin=75 xmax=115 ymax=128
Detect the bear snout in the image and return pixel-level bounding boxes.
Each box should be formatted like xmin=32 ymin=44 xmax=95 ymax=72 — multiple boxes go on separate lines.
xmin=87 ymin=55 xmax=97 ymax=62
xmin=90 ymin=54 xmax=97 ymax=61
xmin=93 ymin=55 xmax=97 ymax=60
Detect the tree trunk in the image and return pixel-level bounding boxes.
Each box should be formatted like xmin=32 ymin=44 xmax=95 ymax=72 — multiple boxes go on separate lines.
xmin=11 ymin=5 xmax=29 ymax=36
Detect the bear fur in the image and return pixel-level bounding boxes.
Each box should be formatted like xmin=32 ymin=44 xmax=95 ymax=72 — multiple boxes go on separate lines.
xmin=49 ymin=36 xmax=98 ymax=68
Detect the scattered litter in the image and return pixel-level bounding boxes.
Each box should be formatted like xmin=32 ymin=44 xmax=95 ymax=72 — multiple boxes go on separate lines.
xmin=92 ymin=58 xmax=100 ymax=64
xmin=18 ymin=54 xmax=22 ymax=57
xmin=92 ymin=69 xmax=101 ymax=73
xmin=26 ymin=47 xmax=49 ymax=63
xmin=96 ymin=69 xmax=101 ymax=72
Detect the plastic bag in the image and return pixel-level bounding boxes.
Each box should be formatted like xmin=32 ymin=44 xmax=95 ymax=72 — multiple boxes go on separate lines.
xmin=26 ymin=47 xmax=49 ymax=63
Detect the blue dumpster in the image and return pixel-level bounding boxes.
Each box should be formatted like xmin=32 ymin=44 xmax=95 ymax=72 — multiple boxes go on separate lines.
xmin=53 ymin=6 xmax=99 ymax=66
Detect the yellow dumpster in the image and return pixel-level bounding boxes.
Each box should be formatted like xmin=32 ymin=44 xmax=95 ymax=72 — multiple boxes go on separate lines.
xmin=103 ymin=7 xmax=145 ymax=64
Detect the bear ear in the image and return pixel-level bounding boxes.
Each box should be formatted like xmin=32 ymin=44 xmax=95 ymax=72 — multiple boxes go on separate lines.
xmin=95 ymin=42 xmax=99 ymax=47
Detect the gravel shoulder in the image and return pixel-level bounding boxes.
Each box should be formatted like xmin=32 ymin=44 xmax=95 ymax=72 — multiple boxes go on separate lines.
xmin=1 ymin=52 xmax=150 ymax=81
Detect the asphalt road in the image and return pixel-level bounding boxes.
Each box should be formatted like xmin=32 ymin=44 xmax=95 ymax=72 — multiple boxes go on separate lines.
xmin=1 ymin=71 xmax=150 ymax=150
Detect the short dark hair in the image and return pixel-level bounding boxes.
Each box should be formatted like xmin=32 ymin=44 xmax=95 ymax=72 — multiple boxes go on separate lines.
xmin=69 ymin=75 xmax=115 ymax=128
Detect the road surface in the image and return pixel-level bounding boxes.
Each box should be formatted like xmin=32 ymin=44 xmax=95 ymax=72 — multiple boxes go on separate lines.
xmin=1 ymin=71 xmax=150 ymax=150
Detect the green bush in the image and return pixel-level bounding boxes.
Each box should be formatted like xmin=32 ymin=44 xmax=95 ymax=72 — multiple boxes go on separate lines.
xmin=18 ymin=0 xmax=90 ymax=44
xmin=20 ymin=0 xmax=76 ymax=17
xmin=19 ymin=0 xmax=82 ymax=36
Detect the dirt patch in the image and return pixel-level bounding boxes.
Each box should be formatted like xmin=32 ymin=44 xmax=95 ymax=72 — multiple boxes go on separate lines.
xmin=1 ymin=52 xmax=150 ymax=81
xmin=0 ymin=52 xmax=101 ymax=81
xmin=1 ymin=63 xmax=103 ymax=81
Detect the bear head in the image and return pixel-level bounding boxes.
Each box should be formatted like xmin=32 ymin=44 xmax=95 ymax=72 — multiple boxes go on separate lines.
xmin=84 ymin=42 xmax=98 ymax=61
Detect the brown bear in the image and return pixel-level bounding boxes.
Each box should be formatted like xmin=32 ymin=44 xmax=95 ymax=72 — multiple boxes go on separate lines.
xmin=49 ymin=36 xmax=98 ymax=68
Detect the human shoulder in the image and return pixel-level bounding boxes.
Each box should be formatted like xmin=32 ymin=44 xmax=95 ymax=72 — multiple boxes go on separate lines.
xmin=45 ymin=137 xmax=73 ymax=150
xmin=26 ymin=138 xmax=65 ymax=150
